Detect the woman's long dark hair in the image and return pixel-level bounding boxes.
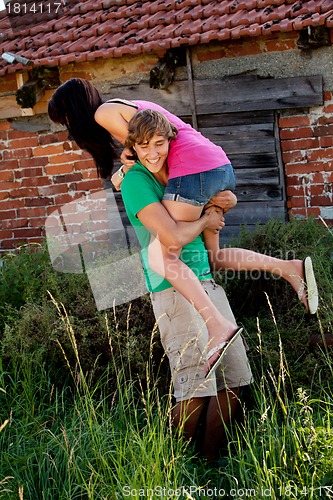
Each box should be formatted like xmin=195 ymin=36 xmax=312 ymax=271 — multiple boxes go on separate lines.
xmin=48 ymin=78 xmax=117 ymax=179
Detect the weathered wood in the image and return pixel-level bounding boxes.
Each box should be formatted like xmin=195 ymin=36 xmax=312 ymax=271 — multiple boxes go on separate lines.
xmin=106 ymin=75 xmax=323 ymax=116
xmin=198 ymin=110 xmax=275 ymax=127
xmin=228 ymin=153 xmax=277 ymax=168
xmin=235 ymin=186 xmax=283 ymax=202
xmin=235 ymin=168 xmax=280 ymax=186
xmin=224 ymin=201 xmax=286 ymax=225
xmin=193 ymin=75 xmax=323 ymax=114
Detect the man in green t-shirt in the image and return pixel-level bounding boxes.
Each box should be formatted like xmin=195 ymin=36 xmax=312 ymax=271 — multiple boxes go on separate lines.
xmin=119 ymin=111 xmax=252 ymax=462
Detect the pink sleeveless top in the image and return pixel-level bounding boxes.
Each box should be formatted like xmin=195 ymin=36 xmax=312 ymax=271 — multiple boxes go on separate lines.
xmin=133 ymin=100 xmax=230 ymax=180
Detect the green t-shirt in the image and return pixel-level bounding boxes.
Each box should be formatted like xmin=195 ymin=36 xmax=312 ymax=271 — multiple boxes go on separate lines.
xmin=121 ymin=162 xmax=212 ymax=292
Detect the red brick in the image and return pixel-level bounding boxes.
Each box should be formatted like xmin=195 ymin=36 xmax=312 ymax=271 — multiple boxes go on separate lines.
xmin=280 ymin=127 xmax=313 ymax=140
xmin=7 ymin=129 xmax=38 ymax=139
xmin=13 ymin=228 xmax=43 ymax=239
xmin=0 ymin=231 xmax=14 ymax=242
xmin=286 ymin=185 xmax=302 ymax=196
xmin=74 ymin=158 xmax=96 ymax=171
xmin=81 ymin=169 xmax=99 ymax=180
xmin=15 ymin=167 xmax=44 ymax=179
xmin=289 ymin=207 xmax=320 ymax=218
xmin=8 ymin=138 xmax=39 ymax=149
xmin=320 ymin=136 xmax=333 ymax=148
xmin=33 ymin=144 xmax=64 ymax=156
xmin=0 ymin=171 xmax=15 ymax=181
xmin=0 ymin=192 xmax=10 ymax=201
xmin=0 ymin=219 xmax=28 ymax=230
xmin=0 ymin=181 xmax=19 ymax=190
xmin=45 ymin=164 xmax=74 ymax=175
xmin=39 ymin=185 xmax=68 ymax=196
xmin=0 ymin=159 xmax=19 ymax=170
xmin=75 ymin=180 xmax=104 ymax=191
xmin=279 ymin=115 xmax=311 ymax=128
xmin=52 ymin=193 xmax=81 ymax=206
xmin=282 ymin=151 xmax=304 ymax=163
xmin=280 ymin=137 xmax=320 ymax=151
xmin=20 ymin=157 xmax=48 ymax=168
xmin=10 ymin=187 xmax=39 ymax=199
xmin=287 ymin=197 xmax=307 ymax=208
xmin=307 ymin=148 xmax=333 ymax=162
xmin=0 ymin=199 xmax=25 ymax=211
xmin=21 ymin=177 xmax=50 ymax=188
xmin=18 ymin=207 xmax=47 ymax=218
xmin=48 ymin=152 xmax=82 ymax=164
xmin=0 ymin=122 xmax=11 ymax=131
xmin=38 ymin=131 xmax=68 ymax=145
xmin=25 ymin=197 xmax=54 ymax=207
xmin=0 ymin=210 xmax=16 ymax=220
xmin=53 ymin=172 xmax=83 ymax=184
xmin=311 ymin=195 xmax=333 ymax=206
xmin=313 ymin=125 xmax=333 ymax=137
xmin=285 ymin=162 xmax=324 ymax=175
xmin=264 ymin=38 xmax=296 ymax=52
xmin=27 ymin=218 xmax=47 ymax=228
xmin=308 ymin=184 xmax=327 ymax=196
xmin=3 ymin=149 xmax=33 ymax=160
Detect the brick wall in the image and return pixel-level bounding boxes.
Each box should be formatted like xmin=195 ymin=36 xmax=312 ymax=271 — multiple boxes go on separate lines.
xmin=0 ymin=120 xmax=103 ymax=250
xmin=279 ymin=91 xmax=333 ymax=224
xmin=0 ymin=91 xmax=333 ymax=251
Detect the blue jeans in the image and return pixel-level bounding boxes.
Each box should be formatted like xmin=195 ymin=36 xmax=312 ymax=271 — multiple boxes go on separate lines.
xmin=163 ymin=164 xmax=236 ymax=206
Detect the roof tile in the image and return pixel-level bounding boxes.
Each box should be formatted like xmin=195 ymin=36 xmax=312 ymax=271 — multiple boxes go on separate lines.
xmin=0 ymin=0 xmax=332 ymax=77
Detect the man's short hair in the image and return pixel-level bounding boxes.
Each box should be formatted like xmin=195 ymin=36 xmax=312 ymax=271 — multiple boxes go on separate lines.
xmin=125 ymin=109 xmax=177 ymax=149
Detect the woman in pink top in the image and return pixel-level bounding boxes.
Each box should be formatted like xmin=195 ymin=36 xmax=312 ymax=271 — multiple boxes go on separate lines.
xmin=48 ymin=78 xmax=318 ymax=376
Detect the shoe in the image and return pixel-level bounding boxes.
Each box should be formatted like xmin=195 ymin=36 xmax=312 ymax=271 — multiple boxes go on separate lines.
xmin=205 ymin=327 xmax=243 ymax=379
xmin=303 ymin=256 xmax=318 ymax=314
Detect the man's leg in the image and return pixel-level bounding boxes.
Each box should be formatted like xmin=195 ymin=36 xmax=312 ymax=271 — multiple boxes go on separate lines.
xmin=172 ymin=397 xmax=207 ymax=440
xmin=201 ymin=388 xmax=240 ymax=462
xmin=150 ymin=288 xmax=219 ymax=440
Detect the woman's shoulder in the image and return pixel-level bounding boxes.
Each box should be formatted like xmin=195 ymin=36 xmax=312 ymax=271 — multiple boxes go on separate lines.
xmin=104 ymin=98 xmax=138 ymax=108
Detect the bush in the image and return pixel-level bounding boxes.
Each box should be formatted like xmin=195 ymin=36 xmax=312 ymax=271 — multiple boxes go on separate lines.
xmin=218 ymin=217 xmax=333 ymax=393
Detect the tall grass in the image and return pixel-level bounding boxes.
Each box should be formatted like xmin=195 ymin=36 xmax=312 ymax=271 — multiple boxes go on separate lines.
xmin=1 ymin=218 xmax=332 ymax=499
xmin=1 ymin=299 xmax=333 ymax=499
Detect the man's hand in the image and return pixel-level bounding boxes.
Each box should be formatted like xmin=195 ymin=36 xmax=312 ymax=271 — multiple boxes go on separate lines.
xmin=205 ymin=190 xmax=237 ymax=214
xmin=204 ymin=206 xmax=225 ymax=233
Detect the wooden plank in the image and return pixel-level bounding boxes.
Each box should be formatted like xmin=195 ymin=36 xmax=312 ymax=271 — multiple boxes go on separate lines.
xmin=104 ymin=75 xmax=323 ymax=118
xmin=103 ymin=80 xmax=191 ymax=116
xmin=193 ymin=75 xmax=323 ymax=114
xmin=224 ymin=201 xmax=286 ymax=225
xmin=235 ymin=186 xmax=283 ymax=202
xmin=200 ymin=122 xmax=274 ymax=140
xmin=198 ymin=110 xmax=275 ymax=127
xmin=228 ymin=153 xmax=277 ymax=169
xmin=235 ymin=167 xmax=280 ymax=186
xmin=211 ymin=136 xmax=276 ymax=154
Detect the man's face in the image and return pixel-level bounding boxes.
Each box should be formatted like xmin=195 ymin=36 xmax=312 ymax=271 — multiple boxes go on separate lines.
xmin=133 ymin=133 xmax=169 ymax=173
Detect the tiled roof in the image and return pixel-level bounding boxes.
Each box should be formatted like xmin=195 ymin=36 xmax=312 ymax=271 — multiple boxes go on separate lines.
xmin=0 ymin=0 xmax=332 ymax=77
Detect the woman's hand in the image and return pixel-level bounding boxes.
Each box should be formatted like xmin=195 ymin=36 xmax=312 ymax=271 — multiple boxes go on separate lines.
xmin=111 ymin=148 xmax=137 ymax=191
xmin=206 ymin=190 xmax=237 ymax=213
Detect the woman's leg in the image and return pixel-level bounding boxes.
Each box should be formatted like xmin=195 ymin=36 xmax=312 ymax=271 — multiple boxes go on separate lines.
xmin=148 ymin=199 xmax=238 ymax=371
xmin=212 ymin=248 xmax=312 ymax=311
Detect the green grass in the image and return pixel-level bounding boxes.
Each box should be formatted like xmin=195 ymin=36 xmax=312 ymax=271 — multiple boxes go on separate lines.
xmin=0 ymin=218 xmax=333 ymax=499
